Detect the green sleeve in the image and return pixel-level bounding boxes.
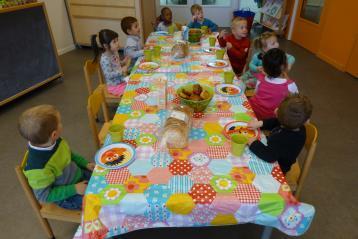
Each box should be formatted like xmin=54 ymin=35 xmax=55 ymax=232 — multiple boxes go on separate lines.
xmin=46 ymin=184 xmax=77 ymax=202
xmin=71 ymin=152 xmax=88 ymax=168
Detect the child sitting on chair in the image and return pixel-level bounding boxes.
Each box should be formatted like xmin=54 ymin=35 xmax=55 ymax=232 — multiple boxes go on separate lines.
xmin=249 ymin=48 xmax=299 ymax=120
xmin=247 ymin=94 xmax=313 ymax=175
xmin=91 ymin=29 xmax=131 ymax=96
xmin=241 ymin=31 xmax=295 ymax=89
xmin=218 ymin=17 xmax=250 ymax=75
xmin=154 ymin=7 xmax=178 ymax=32
xmin=187 ymin=4 xmax=218 ymax=32
xmin=18 ymin=105 xmax=95 ymax=210
xmin=121 ymin=16 xmax=144 ymax=68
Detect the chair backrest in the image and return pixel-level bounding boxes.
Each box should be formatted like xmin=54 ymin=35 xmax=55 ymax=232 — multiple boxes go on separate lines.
xmin=87 ymin=86 xmax=110 ymax=148
xmin=83 ymin=60 xmax=105 ymax=95
xmin=295 ymin=122 xmax=318 ymax=199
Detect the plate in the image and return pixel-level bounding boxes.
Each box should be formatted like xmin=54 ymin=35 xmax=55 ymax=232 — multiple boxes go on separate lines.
xmin=215 ymin=84 xmax=242 ymax=96
xmin=95 ymin=143 xmax=135 ymax=169
xmin=223 ymin=121 xmax=260 ymax=140
xmin=207 ymin=60 xmax=228 ymax=68
xmin=203 ymin=47 xmax=219 ymax=53
xmin=138 ymin=62 xmax=160 ymax=71
xmin=154 ymin=31 xmax=169 ymax=35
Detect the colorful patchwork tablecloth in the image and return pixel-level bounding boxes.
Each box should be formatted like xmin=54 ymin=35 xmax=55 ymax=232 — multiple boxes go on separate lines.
xmin=74 ymin=72 xmax=315 ymax=239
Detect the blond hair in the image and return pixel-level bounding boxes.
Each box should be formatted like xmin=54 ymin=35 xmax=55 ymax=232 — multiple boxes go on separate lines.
xmin=190 ymin=4 xmax=202 ymax=15
xmin=254 ymin=31 xmax=277 ymax=50
xmin=231 ymin=16 xmax=247 ymax=28
xmin=18 ymin=105 xmax=60 ymax=145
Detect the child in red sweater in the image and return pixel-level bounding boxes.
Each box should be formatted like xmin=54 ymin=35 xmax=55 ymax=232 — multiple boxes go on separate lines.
xmin=218 ymin=17 xmax=250 ymax=75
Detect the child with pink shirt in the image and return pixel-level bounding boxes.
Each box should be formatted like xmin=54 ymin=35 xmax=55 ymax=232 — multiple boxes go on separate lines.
xmin=249 ymin=48 xmax=298 ymax=120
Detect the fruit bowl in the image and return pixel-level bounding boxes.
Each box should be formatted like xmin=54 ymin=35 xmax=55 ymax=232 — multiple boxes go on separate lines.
xmin=176 ymin=84 xmax=214 ymax=112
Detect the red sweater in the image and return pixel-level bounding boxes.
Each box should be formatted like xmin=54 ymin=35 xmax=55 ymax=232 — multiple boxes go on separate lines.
xmin=218 ymin=34 xmax=250 ymax=74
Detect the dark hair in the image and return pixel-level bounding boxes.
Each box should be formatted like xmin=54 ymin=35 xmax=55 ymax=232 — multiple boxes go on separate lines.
xmin=277 ymin=94 xmax=313 ymax=129
xmin=263 ymin=48 xmax=287 ymax=78
xmin=91 ymin=29 xmax=118 ymax=63
xmin=160 ymin=7 xmax=172 ymax=25
xmin=121 ymin=16 xmax=138 ymax=35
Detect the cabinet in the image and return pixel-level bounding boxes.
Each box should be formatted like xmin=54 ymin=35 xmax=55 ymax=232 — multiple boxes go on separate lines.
xmin=258 ymin=0 xmax=288 ymax=35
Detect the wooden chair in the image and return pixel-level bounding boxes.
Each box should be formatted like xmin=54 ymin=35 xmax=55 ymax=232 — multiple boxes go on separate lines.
xmin=286 ymin=122 xmax=318 ymax=200
xmin=87 ymin=86 xmax=112 ymax=149
xmin=15 ymin=152 xmax=81 ymax=239
xmin=83 ymin=60 xmax=121 ymax=104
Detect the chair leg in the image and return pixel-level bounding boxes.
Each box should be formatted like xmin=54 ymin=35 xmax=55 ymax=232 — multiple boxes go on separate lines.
xmin=37 ymin=215 xmax=55 ymax=239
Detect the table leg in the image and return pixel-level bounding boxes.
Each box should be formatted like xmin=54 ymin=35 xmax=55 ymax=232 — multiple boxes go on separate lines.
xmin=261 ymin=226 xmax=273 ymax=239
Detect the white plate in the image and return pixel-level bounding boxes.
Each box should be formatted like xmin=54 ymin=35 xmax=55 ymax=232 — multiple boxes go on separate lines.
xmin=138 ymin=62 xmax=160 ymax=71
xmin=223 ymin=121 xmax=260 ymax=140
xmin=203 ymin=47 xmax=219 ymax=53
xmin=154 ymin=31 xmax=169 ymax=35
xmin=207 ymin=60 xmax=228 ymax=68
xmin=215 ymin=84 xmax=242 ymax=97
xmin=95 ymin=143 xmax=135 ymax=170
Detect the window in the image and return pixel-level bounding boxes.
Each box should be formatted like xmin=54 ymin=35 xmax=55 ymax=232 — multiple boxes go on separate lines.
xmin=160 ymin=0 xmax=188 ymax=5
xmin=300 ymin=0 xmax=325 ymax=24
xmin=202 ymin=0 xmax=231 ymax=7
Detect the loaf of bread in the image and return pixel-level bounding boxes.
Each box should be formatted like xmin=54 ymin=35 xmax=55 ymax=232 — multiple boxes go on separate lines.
xmin=171 ymin=40 xmax=189 ymax=59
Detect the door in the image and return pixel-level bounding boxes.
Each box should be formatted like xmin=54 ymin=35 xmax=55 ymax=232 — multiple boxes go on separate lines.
xmin=346 ymin=37 xmax=358 ymax=77
xmin=155 ymin=0 xmax=237 ymax=27
xmin=291 ymin=0 xmax=326 ymax=53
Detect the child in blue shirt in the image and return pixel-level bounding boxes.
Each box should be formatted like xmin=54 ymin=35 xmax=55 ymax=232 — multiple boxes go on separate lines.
xmin=187 ymin=4 xmax=218 ymax=32
xmin=242 ymin=31 xmax=295 ymax=89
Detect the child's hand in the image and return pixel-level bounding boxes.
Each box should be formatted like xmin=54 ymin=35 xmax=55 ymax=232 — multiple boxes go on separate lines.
xmin=86 ymin=163 xmax=95 ymax=171
xmin=247 ymin=119 xmax=263 ymax=130
xmin=75 ymin=181 xmax=88 ymax=195
xmin=257 ymin=66 xmax=264 ymax=73
xmin=192 ymin=15 xmax=198 ymax=22
xmin=247 ymin=137 xmax=257 ymax=146
xmin=219 ymin=30 xmax=227 ymax=38
xmin=122 ymin=66 xmax=129 ymax=75
xmin=226 ymin=42 xmax=233 ymax=49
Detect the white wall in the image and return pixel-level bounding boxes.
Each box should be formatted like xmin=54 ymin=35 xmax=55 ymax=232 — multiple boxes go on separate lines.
xmin=41 ymin=0 xmax=75 ymax=55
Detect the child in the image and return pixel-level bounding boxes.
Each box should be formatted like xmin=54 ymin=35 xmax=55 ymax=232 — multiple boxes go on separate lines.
xmin=242 ymin=31 xmax=295 ymax=88
xmin=121 ymin=16 xmax=144 ymax=67
xmin=218 ymin=17 xmax=250 ymax=75
xmin=247 ymin=94 xmax=313 ymax=176
xmin=187 ymin=4 xmax=218 ymax=32
xmin=155 ymin=7 xmax=178 ymax=32
xmin=249 ymin=48 xmax=299 ymax=120
xmin=18 ymin=105 xmax=95 ymax=210
xmin=91 ymin=29 xmax=131 ymax=96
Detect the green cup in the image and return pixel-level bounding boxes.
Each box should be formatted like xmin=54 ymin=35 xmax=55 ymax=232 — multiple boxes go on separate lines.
xmin=201 ymin=25 xmax=208 ymax=34
xmin=231 ymin=134 xmax=248 ymax=157
xmin=153 ymin=45 xmax=161 ymax=58
xmin=109 ymin=124 xmax=124 ymax=142
xmin=216 ymin=48 xmax=225 ymax=60
xmin=144 ymin=49 xmax=152 ymax=62
xmin=209 ymin=36 xmax=216 ymax=47
xmin=224 ymin=71 xmax=235 ymax=84
xmin=168 ymin=25 xmax=175 ymax=35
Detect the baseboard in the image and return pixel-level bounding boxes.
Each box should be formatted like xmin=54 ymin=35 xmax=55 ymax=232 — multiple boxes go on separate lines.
xmin=57 ymin=44 xmax=76 ymax=55
xmin=316 ymin=52 xmax=346 ymax=72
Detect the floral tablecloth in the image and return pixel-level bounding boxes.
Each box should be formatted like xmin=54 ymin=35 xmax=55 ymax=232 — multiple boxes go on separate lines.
xmin=74 ymin=72 xmax=315 ymax=239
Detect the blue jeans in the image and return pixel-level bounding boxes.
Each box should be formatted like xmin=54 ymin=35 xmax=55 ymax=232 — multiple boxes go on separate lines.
xmin=56 ymin=169 xmax=92 ymax=210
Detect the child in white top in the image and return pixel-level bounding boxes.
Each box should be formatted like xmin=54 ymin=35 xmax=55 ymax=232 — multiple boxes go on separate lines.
xmin=121 ymin=16 xmax=144 ymax=67
xmin=91 ymin=29 xmax=131 ymax=96
xmin=155 ymin=7 xmax=178 ymax=32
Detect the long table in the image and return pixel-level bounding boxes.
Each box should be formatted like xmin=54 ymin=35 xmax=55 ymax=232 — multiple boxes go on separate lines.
xmin=74 ymin=33 xmax=315 ymax=239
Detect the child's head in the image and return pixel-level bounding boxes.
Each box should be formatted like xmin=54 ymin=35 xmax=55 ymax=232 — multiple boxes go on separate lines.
xmin=18 ymin=105 xmax=62 ymax=146
xmin=191 ymin=4 xmax=204 ymax=21
xmin=263 ymin=48 xmax=287 ymax=78
xmin=231 ymin=17 xmax=248 ymax=39
xmin=254 ymin=31 xmax=279 ymax=52
xmin=91 ymin=29 xmax=119 ymax=62
xmin=161 ymin=7 xmax=173 ymax=25
xmin=121 ymin=16 xmax=140 ymax=36
xmin=277 ymin=94 xmax=313 ymax=129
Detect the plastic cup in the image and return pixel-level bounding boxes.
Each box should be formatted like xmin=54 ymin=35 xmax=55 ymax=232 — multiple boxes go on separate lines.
xmin=153 ymin=46 xmax=161 ymax=58
xmin=109 ymin=124 xmax=124 ymax=142
xmin=201 ymin=25 xmax=208 ymax=35
xmin=216 ymin=49 xmax=225 ymax=60
xmin=168 ymin=25 xmax=175 ymax=35
xmin=209 ymin=37 xmax=216 ymax=47
xmin=224 ymin=71 xmax=235 ymax=84
xmin=231 ymin=134 xmax=248 ymax=157
xmin=144 ymin=49 xmax=152 ymax=62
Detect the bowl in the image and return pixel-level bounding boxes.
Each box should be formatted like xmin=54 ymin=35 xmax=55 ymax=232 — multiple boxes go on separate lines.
xmin=188 ymin=28 xmax=202 ymax=43
xmin=176 ymin=84 xmax=214 ymax=112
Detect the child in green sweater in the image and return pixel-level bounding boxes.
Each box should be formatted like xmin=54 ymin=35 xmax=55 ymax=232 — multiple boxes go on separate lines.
xmin=18 ymin=105 xmax=95 ymax=210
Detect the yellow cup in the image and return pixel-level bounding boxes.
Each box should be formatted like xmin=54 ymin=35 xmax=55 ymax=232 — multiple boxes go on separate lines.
xmin=109 ymin=124 xmax=124 ymax=142
xmin=153 ymin=46 xmax=161 ymax=58
xmin=144 ymin=49 xmax=153 ymax=62
xmin=168 ymin=25 xmax=175 ymax=35
xmin=209 ymin=37 xmax=216 ymax=47
xmin=216 ymin=49 xmax=225 ymax=60
xmin=201 ymin=25 xmax=208 ymax=35
xmin=224 ymin=71 xmax=235 ymax=84
xmin=231 ymin=134 xmax=248 ymax=157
